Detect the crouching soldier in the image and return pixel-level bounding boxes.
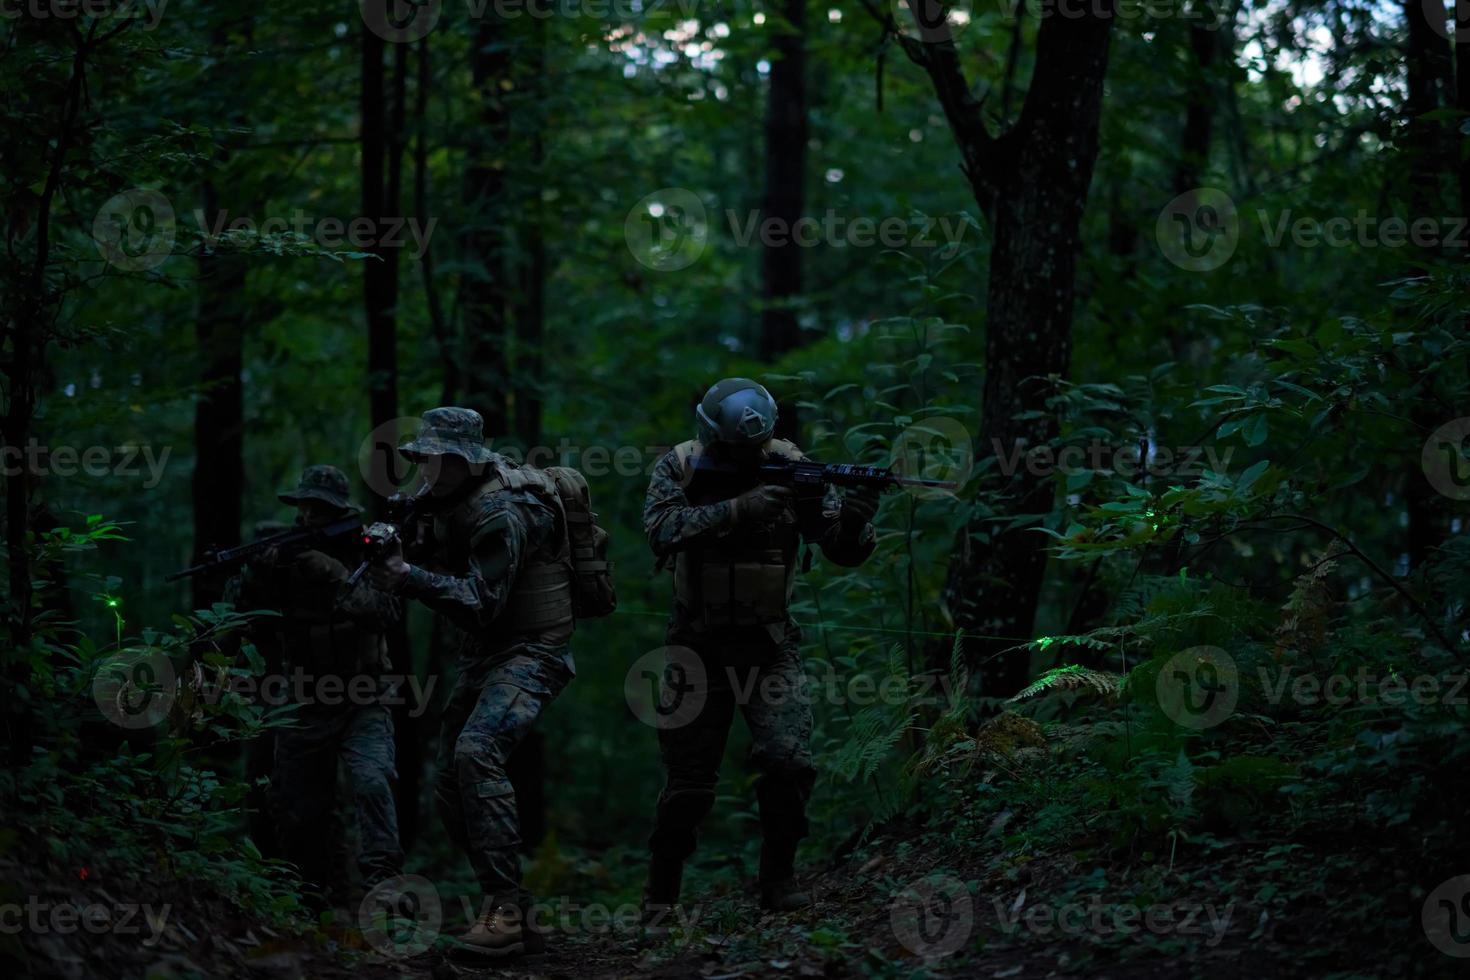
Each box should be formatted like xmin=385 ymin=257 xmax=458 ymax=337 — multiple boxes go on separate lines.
xmin=232 ymin=464 xmax=406 ymax=901
xmin=642 ymin=379 xmax=878 ymax=916
xmin=365 ymin=407 xmax=576 ymax=959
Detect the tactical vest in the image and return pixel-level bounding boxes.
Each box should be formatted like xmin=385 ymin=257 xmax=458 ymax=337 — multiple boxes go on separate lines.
xmin=432 ymin=464 xmax=576 ymax=636
xmin=267 ymin=537 xmax=387 ymax=679
xmin=671 ymin=438 xmax=803 ymax=629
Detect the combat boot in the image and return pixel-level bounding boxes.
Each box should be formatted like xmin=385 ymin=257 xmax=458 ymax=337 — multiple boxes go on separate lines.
xmin=454 ymin=902 xmax=536 ymax=959
xmin=757 ymin=839 xmax=811 ymax=912
xmin=641 ymin=854 xmax=684 ymax=930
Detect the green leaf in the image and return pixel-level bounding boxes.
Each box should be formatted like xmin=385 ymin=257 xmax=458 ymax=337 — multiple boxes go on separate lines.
xmin=1243 ymin=414 xmax=1269 ymax=447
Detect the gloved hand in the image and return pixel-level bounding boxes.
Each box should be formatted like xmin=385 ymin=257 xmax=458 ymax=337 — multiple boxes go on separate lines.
xmin=290 ymin=548 xmax=348 ymax=584
xmin=840 ymin=487 xmax=880 ymax=529
xmin=732 ymin=484 xmax=795 ymax=525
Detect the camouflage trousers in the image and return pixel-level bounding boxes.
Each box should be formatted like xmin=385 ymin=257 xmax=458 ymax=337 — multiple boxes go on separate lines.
xmin=435 ymin=643 xmax=574 ymax=905
xmin=648 ymin=627 xmax=816 ymax=867
xmin=272 ymin=703 xmax=404 ymax=890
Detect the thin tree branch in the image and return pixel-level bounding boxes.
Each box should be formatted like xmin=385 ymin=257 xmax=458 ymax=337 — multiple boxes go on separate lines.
xmin=1255 ymin=513 xmax=1459 ymax=656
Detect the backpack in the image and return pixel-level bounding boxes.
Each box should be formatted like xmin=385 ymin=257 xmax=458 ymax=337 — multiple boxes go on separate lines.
xmin=519 ymin=465 xmax=616 ymax=619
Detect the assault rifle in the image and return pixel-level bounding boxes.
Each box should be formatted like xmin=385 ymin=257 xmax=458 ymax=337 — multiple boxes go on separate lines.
xmin=344 ymin=488 xmax=431 ymax=589
xmin=166 ymin=516 xmax=363 ymax=582
xmin=686 ymin=454 xmax=957 ymax=497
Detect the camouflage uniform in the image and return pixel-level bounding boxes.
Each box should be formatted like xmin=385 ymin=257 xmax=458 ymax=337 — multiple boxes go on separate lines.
xmin=230 ymin=465 xmax=405 ymax=890
xmin=390 ymin=409 xmax=576 ymax=909
xmin=642 ymin=439 xmax=876 ymax=887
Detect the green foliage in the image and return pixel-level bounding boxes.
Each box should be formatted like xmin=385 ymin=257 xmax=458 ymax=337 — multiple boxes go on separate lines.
xmin=2 ymin=517 xmax=311 ymax=932
xmin=5 ymin=4 xmax=1470 ymax=974
xmin=1009 ymin=665 xmax=1125 ymax=703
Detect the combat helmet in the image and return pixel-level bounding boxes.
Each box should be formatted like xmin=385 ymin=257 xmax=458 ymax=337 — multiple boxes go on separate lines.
xmin=695 ymin=378 xmax=778 ymax=446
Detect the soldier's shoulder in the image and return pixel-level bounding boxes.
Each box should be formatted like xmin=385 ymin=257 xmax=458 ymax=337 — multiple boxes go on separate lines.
xmin=441 ymin=476 xmax=506 ymax=527
xmin=766 ymin=438 xmax=805 ymax=461
xmin=652 ymin=443 xmax=693 ymax=476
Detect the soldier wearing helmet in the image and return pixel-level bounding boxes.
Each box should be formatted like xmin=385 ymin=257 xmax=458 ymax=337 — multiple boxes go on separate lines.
xmin=641 ymin=379 xmax=879 ymax=917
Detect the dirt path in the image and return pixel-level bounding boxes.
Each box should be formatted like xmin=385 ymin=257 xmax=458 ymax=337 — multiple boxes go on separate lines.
xmin=11 ymin=831 xmax=1285 ymax=979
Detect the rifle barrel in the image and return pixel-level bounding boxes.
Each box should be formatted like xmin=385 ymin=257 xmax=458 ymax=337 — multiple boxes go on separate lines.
xmin=892 ymin=475 xmax=959 ymax=489
xmin=165 ymin=517 xmax=363 ymax=582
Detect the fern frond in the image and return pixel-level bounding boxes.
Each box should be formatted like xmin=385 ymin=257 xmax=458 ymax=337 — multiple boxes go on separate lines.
xmin=1008 ymin=664 xmax=1124 ymax=702
xmin=830 ymin=703 xmax=914 ymax=783
xmin=1026 ymin=608 xmax=1219 ymax=659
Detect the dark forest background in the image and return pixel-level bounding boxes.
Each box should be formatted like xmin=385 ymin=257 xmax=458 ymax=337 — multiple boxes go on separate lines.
xmin=3 ymin=0 xmax=1469 ymax=977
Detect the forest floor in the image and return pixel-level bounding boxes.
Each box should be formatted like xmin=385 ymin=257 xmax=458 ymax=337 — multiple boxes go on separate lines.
xmin=11 ymin=819 xmax=1310 ymax=980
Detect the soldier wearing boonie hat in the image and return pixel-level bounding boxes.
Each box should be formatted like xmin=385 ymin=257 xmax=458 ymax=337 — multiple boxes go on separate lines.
xmin=230 ymin=463 xmax=405 ymax=902
xmin=277 ymin=463 xmax=365 ymax=513
xmin=365 ymin=407 xmax=576 ymax=960
xmin=396 ymin=407 xmax=499 ymax=465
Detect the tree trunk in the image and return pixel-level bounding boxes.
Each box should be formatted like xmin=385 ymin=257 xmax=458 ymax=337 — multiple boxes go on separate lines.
xmin=192 ymin=180 xmax=248 ymax=612
xmin=1459 ymin=0 xmax=1470 ymax=220
xmin=363 ymin=7 xmax=424 ymax=848
xmin=758 ymin=0 xmax=808 ymax=365
xmin=459 ymin=11 xmax=512 ymax=436
xmin=415 ymin=35 xmax=458 ymax=405
xmin=886 ymin=3 xmax=1114 ymax=696
xmin=502 ymin=3 xmax=550 ymax=848
xmin=189 ymin=17 xmax=254 ymax=613
xmin=1402 ymin=0 xmax=1453 ymax=573
xmin=514 ymin=9 xmax=547 ymax=450
xmin=1172 ymin=15 xmax=1220 ymax=196
xmin=362 ymin=5 xmax=401 ymax=490
xmin=759 ymin=0 xmax=809 ymax=444
xmin=514 ymin=225 xmax=546 ymax=450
